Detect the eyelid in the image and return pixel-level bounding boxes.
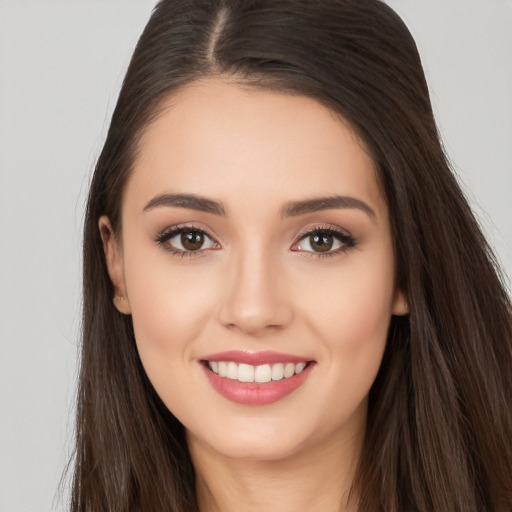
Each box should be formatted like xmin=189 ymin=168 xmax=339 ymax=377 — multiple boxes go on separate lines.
xmin=154 ymin=222 xmax=355 ymax=259
xmin=295 ymin=224 xmax=352 ymax=240
xmin=154 ymin=223 xmax=221 ymax=257
xmin=291 ymin=224 xmax=356 ymax=255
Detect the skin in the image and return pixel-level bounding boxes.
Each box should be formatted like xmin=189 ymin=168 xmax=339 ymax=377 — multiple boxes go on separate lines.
xmin=101 ymin=79 xmax=407 ymax=512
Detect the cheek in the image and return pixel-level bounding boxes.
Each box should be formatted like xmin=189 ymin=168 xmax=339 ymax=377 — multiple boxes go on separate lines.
xmin=341 ymin=267 xmax=394 ymax=343
xmin=301 ymin=253 xmax=395 ymax=347
xmin=123 ymin=246 xmax=219 ymax=370
xmin=295 ymin=248 xmax=395 ymax=400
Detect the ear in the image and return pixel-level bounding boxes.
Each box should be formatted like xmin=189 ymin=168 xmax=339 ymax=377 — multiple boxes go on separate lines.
xmin=98 ymin=216 xmax=131 ymax=315
xmin=392 ymin=288 xmax=409 ymax=316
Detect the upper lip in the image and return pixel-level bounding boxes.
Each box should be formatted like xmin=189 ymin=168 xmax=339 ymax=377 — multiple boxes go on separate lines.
xmin=201 ymin=350 xmax=313 ymax=365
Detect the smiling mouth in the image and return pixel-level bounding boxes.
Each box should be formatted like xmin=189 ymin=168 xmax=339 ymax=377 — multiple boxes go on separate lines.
xmin=202 ymin=360 xmax=313 ymax=384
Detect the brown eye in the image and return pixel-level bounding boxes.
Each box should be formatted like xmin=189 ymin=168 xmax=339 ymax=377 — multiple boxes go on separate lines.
xmin=157 ymin=226 xmax=219 ymax=254
xmin=291 ymin=228 xmax=355 ymax=256
xmin=181 ymin=231 xmax=205 ymax=251
xmin=309 ymin=233 xmax=334 ymax=252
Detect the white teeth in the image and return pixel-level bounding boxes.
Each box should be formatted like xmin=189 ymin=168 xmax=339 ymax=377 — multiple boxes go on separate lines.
xmin=284 ymin=363 xmax=295 ymax=378
xmin=218 ymin=361 xmax=227 ymax=377
xmin=271 ymin=363 xmax=284 ymax=381
xmin=226 ymin=362 xmax=238 ymax=379
xmin=295 ymin=362 xmax=306 ymax=374
xmin=207 ymin=360 xmax=309 ymax=383
xmin=238 ymin=363 xmax=255 ymax=383
xmin=254 ymin=364 xmax=272 ymax=383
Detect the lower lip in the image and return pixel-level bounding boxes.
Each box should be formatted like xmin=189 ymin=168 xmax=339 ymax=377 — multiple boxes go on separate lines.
xmin=201 ymin=363 xmax=314 ymax=405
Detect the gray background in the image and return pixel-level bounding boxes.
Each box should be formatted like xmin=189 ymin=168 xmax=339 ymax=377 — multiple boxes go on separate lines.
xmin=0 ymin=1 xmax=510 ymax=511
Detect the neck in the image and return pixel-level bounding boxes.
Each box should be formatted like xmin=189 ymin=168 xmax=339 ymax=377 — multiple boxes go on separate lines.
xmin=188 ymin=428 xmax=362 ymax=512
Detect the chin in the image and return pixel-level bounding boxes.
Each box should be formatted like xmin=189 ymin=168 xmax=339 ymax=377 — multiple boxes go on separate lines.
xmin=184 ymin=412 xmax=314 ymax=461
xmin=186 ymin=406 xmax=350 ymax=464
xmin=205 ymin=435 xmax=308 ymax=462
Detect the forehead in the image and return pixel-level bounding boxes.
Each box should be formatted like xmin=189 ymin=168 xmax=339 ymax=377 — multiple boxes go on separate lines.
xmin=126 ymin=79 xmax=384 ymax=216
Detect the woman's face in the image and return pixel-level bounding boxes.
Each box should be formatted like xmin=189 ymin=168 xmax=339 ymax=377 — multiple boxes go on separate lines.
xmin=102 ymin=79 xmax=406 ymax=462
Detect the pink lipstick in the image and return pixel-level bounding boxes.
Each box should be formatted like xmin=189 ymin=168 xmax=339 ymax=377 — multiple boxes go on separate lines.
xmin=200 ymin=351 xmax=315 ymax=405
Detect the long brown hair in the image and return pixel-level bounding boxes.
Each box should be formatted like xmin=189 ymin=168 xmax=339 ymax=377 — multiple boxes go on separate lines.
xmin=72 ymin=1 xmax=512 ymax=510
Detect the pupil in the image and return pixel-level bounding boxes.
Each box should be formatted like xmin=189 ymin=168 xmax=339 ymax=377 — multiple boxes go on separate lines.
xmin=310 ymin=233 xmax=333 ymax=252
xmin=181 ymin=231 xmax=204 ymax=251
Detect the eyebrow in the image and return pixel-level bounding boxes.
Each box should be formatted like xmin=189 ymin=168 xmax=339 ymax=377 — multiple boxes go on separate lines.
xmin=143 ymin=193 xmax=227 ymax=216
xmin=281 ymin=195 xmax=376 ymax=220
xmin=143 ymin=192 xmax=376 ymax=220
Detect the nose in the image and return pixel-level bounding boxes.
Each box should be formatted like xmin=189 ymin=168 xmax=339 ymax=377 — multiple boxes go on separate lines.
xmin=218 ymin=249 xmax=293 ymax=336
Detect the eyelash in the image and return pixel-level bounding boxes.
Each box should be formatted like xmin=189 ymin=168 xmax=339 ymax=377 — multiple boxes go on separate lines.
xmin=155 ymin=224 xmax=219 ymax=260
xmin=154 ymin=224 xmax=356 ymax=259
xmin=292 ymin=225 xmax=356 ymax=259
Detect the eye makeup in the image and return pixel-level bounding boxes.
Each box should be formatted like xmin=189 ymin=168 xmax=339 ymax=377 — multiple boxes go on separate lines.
xmin=291 ymin=224 xmax=356 ymax=259
xmin=154 ymin=223 xmax=220 ymax=259
xmin=154 ymin=221 xmax=356 ymax=260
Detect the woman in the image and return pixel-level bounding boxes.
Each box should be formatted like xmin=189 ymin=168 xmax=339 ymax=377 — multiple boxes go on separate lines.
xmin=72 ymin=0 xmax=512 ymax=510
